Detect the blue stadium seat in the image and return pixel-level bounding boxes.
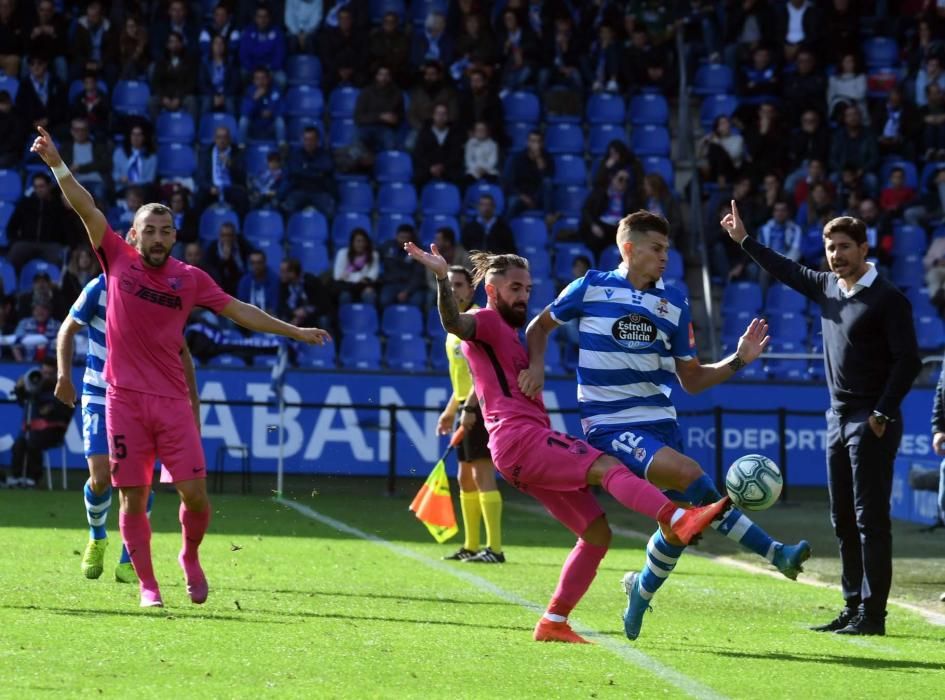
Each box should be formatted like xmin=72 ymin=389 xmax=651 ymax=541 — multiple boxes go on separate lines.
xmin=385 ymin=337 xmax=427 ymax=372
xmin=155 ymin=111 xmax=195 ymax=144
xmin=286 ymin=208 xmax=329 ymax=244
xmin=419 ymin=215 xmax=459 ymax=245
xmin=766 ymin=341 xmax=810 ymax=382
xmin=769 ymin=312 xmax=809 ymax=343
xmin=112 ymin=80 xmax=150 ymax=116
xmin=18 ymin=260 xmax=61 ymax=292
xmin=340 ymin=333 xmax=382 ymax=370
xmin=289 ymin=240 xmax=331 ymax=276
xmin=0 ymin=257 xmax=16 ymax=296
xmin=630 ymin=125 xmax=670 ymax=157
xmin=921 ymin=161 xmax=945 ymax=194
xmin=338 ymin=180 xmax=374 ymax=213
xmin=376 ymin=213 xmax=415 ymax=243
xmin=199 ymin=205 xmax=240 ymax=242
xmin=420 ymin=182 xmax=461 ymax=215
xmin=369 ymin=0 xmax=406 ymax=22
xmin=329 ymin=118 xmax=357 ymax=148
xmin=598 ymin=246 xmax=622 ymax=270
xmin=251 ymin=237 xmax=283 ymax=274
xmin=331 ymin=212 xmax=372 ymax=248
xmin=0 ymin=74 xmax=19 ymax=101
xmin=0 ymin=169 xmax=22 ymax=202
xmin=552 ymin=185 xmax=588 ymax=217
xmin=863 ymin=36 xmax=899 ymax=69
xmin=665 ymin=278 xmax=689 ymax=299
xmin=588 ymin=124 xmax=628 ymax=157
xmin=502 ymin=91 xmax=540 ymax=123
xmin=699 ymin=94 xmax=739 ymax=130
xmin=916 ymin=315 xmax=945 ymax=351
xmin=198 ymin=112 xmax=240 ymax=146
xmin=522 ymin=247 xmax=552 ymax=280
xmin=891 ymin=254 xmax=923 ymax=289
xmin=866 ymin=68 xmax=898 ymax=99
xmin=463 ymin=182 xmax=504 ymax=216
xmin=722 ymin=310 xmax=754 ymax=339
xmin=552 ymin=154 xmax=588 ymax=186
xmin=665 ymin=248 xmax=684 ymax=280
xmin=377 ymin=182 xmax=417 ymax=214
xmin=287 ymin=54 xmax=322 ymax=85
xmin=375 ymin=150 xmax=413 ymax=182
xmin=429 ymin=340 xmax=448 ymax=370
xmin=527 ymin=276 xmax=555 ymax=318
xmin=243 ymin=209 xmax=284 ymax=241
xmin=328 ymin=87 xmax=360 ymax=119
xmin=692 ymin=63 xmax=734 ymax=96
xmin=409 ymin=0 xmax=448 ymax=26
xmin=642 ymin=156 xmax=674 ymax=187
xmin=554 ymin=243 xmax=595 ymax=283
xmin=208 ymin=354 xmax=247 ymax=367
xmin=551 ymin=216 xmax=580 ymax=240
xmin=157 ymin=144 xmax=197 ymax=178
xmin=382 ymin=304 xmax=424 ymax=336
xmin=510 ymin=217 xmax=548 ymax=249
xmin=68 ymin=77 xmax=108 ymax=104
xmin=545 ymin=123 xmax=584 ymax=155
xmin=505 ymin=122 xmax=534 ymax=151
xmin=629 ymin=93 xmax=669 ymax=126
xmin=543 ymin=339 xmax=565 ymax=375
xmin=880 ymin=159 xmax=919 ymax=190
xmin=766 ymin=283 xmax=807 ymax=313
xmin=339 ymin=303 xmax=379 ymax=334
xmin=722 ymin=281 xmax=763 ymax=313
xmin=586 ymin=93 xmax=626 ymax=124
xmin=426 ymin=306 xmax=446 ymax=340
xmin=892 ymin=224 xmax=927 ymax=257
xmin=285 ymin=85 xmax=324 ymax=118
xmin=296 ymin=341 xmax=336 ymax=368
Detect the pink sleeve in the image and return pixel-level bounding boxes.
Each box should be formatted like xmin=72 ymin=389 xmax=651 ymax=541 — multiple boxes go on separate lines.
xmin=94 ymin=225 xmax=132 ymax=277
xmin=192 ymin=266 xmax=233 ymax=313
xmin=472 ymin=308 xmax=500 ymax=343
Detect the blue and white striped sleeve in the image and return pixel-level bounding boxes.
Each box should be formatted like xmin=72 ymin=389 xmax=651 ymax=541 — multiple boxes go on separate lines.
xmin=69 ymin=277 xmax=103 ymax=326
xmin=549 ymin=275 xmax=588 ymax=325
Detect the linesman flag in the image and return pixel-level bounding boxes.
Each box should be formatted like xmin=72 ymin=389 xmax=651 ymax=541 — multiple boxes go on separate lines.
xmin=409 ymin=427 xmax=466 ymax=543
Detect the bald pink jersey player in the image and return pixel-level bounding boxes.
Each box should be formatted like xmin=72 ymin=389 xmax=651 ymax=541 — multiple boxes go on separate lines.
xmin=31 ymin=126 xmax=331 ymax=608
xmin=406 ymin=243 xmax=729 ymax=644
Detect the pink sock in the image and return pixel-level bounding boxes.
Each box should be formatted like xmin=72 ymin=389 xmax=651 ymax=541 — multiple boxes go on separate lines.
xmin=179 ymin=504 xmax=211 ymax=563
xmin=119 ymin=511 xmax=158 ymax=590
xmin=601 ymin=467 xmax=675 ymax=523
xmin=547 ymin=539 xmax=608 ymax=618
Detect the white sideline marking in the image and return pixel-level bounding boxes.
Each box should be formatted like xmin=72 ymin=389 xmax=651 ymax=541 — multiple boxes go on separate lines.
xmin=277 ymin=497 xmax=727 ymax=700
xmin=508 ymin=501 xmax=945 ymax=628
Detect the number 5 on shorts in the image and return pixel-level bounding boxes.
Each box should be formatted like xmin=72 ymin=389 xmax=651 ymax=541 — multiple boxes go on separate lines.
xmin=112 ymin=434 xmax=127 ymax=460
xmin=611 ymin=431 xmax=642 ymax=456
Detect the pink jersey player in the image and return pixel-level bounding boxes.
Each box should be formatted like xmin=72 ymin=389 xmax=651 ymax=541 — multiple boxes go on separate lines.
xmin=32 ymin=126 xmax=331 ymax=609
xmin=406 ymin=243 xmax=729 ymax=644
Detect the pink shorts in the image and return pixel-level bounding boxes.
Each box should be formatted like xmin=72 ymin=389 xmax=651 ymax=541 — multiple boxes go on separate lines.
xmin=494 ymin=428 xmax=605 ymax=536
xmin=106 ymin=386 xmax=206 ymax=488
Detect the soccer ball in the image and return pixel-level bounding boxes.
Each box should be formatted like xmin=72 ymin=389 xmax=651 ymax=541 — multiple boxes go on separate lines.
xmin=725 ymin=454 xmax=783 ymax=511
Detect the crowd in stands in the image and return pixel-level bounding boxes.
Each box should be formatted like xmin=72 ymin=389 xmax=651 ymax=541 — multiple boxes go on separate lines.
xmin=0 ymin=0 xmax=943 ymax=375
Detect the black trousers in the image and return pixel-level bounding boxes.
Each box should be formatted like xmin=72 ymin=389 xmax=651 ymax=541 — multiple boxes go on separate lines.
xmin=10 ymin=429 xmax=66 ymax=484
xmin=825 ymin=408 xmax=903 ymax=618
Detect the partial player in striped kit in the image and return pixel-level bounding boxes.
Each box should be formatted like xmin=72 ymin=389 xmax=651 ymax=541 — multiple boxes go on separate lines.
xmin=522 ymin=211 xmax=812 ymax=640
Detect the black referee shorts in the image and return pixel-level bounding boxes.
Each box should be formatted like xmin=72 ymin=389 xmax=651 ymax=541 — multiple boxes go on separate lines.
xmin=456 ymin=406 xmax=491 ymax=463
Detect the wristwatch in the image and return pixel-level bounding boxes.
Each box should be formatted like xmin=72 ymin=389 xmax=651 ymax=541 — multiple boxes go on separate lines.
xmin=871 ymin=411 xmax=894 ymax=425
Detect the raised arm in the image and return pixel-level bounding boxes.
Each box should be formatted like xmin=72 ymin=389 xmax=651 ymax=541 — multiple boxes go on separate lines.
xmin=675 ymin=317 xmax=770 ymax=394
xmin=404 ymin=242 xmax=477 ymax=340
xmin=54 ymin=317 xmax=83 ymax=408
xmin=519 ymin=308 xmax=558 ymax=399
xmin=219 ymin=298 xmax=331 ymax=345
xmin=30 ymin=126 xmax=107 ymax=249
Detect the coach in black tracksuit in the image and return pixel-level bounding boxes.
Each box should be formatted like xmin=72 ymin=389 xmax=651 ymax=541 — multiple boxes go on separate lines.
xmin=722 ymin=203 xmax=922 ymax=636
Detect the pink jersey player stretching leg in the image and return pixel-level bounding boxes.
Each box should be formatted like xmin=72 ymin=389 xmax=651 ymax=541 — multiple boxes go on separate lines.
xmin=406 ymin=242 xmax=729 ymax=643
xmin=32 ymin=127 xmax=331 ymax=608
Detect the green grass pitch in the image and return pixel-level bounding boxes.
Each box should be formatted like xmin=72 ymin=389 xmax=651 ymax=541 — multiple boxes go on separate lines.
xmin=1 ymin=480 xmax=943 ymax=699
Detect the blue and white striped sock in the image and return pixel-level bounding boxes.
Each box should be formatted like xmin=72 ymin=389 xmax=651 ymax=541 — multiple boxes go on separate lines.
xmin=712 ymin=506 xmax=778 ymax=561
xmin=84 ymin=479 xmax=111 ymax=541
xmin=638 ymin=530 xmax=686 ymax=600
xmin=119 ymin=490 xmax=154 ymax=564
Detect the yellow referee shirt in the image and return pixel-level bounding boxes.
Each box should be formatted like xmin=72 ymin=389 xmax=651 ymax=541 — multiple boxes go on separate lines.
xmin=445 ymin=304 xmax=477 ymax=402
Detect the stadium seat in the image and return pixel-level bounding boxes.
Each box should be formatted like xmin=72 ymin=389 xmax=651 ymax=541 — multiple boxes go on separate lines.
xmin=426 ymin=306 xmax=446 ymax=340
xmin=18 ymin=260 xmax=61 ymax=292
xmin=552 ymin=154 xmax=588 ymax=186
xmin=665 ymin=278 xmax=689 ymax=299
xmin=286 ymin=208 xmax=329 ymax=244
xmin=692 ymin=63 xmax=734 ymax=96
xmin=552 ymin=185 xmax=588 ymax=217
xmin=339 ymin=303 xmax=379 ymax=334
xmin=243 ymin=209 xmax=285 ymax=242
xmin=331 ymin=212 xmax=373 ymax=248
xmin=0 ymin=169 xmax=22 ymax=202
xmin=765 ymin=284 xmax=807 ymax=313
xmin=722 ymin=281 xmax=763 ymax=313
xmin=337 ymin=180 xmax=374 ymax=213
xmin=0 ymin=257 xmax=16 ymax=296
xmin=0 ymin=74 xmax=18 ymax=101
xmin=505 ymin=122 xmax=534 ymax=151
xmin=112 ymin=80 xmax=150 ymax=116
xmin=501 ymin=91 xmax=540 ymax=123
xmin=665 ymin=248 xmax=684 ymax=280
xmin=642 ymin=156 xmax=674 ymax=187
xmin=376 ymin=213 xmax=415 ymax=243
xmin=155 ymin=111 xmax=195 ymax=144
xmin=286 ymin=117 xmax=324 ymax=145
xmin=891 ymin=254 xmax=923 ymax=289
xmin=628 ymin=93 xmax=669 ymax=126
xmin=630 ymin=125 xmax=670 ymax=157
xmin=892 ymin=224 xmax=927 ymax=257
xmin=527 ymin=276 xmax=555 ymax=318
xmin=369 ymin=0 xmax=406 ymax=23
xmin=551 ymin=216 xmax=580 ymax=240
xmin=289 ymin=240 xmax=331 ymax=276
xmin=328 ymin=118 xmax=357 ymax=148
xmin=208 ymin=354 xmax=247 ymax=367
xmin=385 ymin=337 xmax=427 ymax=372
xmin=198 ymin=112 xmax=240 ymax=146
xmin=766 ymin=341 xmax=810 ymax=382
xmin=419 ymin=182 xmax=461 ymax=216
xmin=429 ymin=340 xmax=448 ymax=370
xmin=375 ymin=150 xmax=413 ymax=183
xmin=880 ymin=159 xmax=919 ymax=190
xmin=769 ymin=312 xmax=809 ymax=343
xmin=157 ymin=143 xmax=197 ymax=178
xmin=586 ymin=93 xmax=626 ymax=124
xmin=920 ymin=161 xmax=945 ymax=194
xmin=553 ymin=243 xmax=595 ymax=283
xmin=916 ymin=315 xmax=945 ymax=351
xmin=588 ymin=124 xmax=628 ymax=157
xmin=509 ymin=217 xmax=549 ymax=249
xmin=285 ymin=85 xmax=324 ymax=118
xmin=250 ymin=237 xmax=282 ymax=274
xmin=699 ymin=94 xmax=739 ymax=130
xmin=339 ymin=333 xmax=382 ymax=370
xmin=544 ymin=123 xmax=584 ymax=155
xmin=598 ymin=245 xmax=622 ymax=270
xmin=377 ymin=182 xmax=418 ymax=214
xmin=722 ymin=309 xmax=755 ymax=338
xmin=381 ymin=304 xmax=424 ymax=336
xmin=296 ymin=341 xmax=336 ymax=368
xmin=463 ymin=182 xmax=505 ymax=216
xmin=523 ymin=247 xmax=552 ymax=280
xmin=286 ymin=54 xmax=322 ymax=86
xmin=328 ymin=86 xmax=360 ymax=119
xmin=419 ymin=214 xmax=459 ymax=245
xmin=543 ymin=340 xmax=565 ymax=375
xmin=863 ymin=36 xmax=899 ymax=69
xmin=907 ymin=288 xmax=937 ymax=319
xmin=199 ymin=205 xmax=240 ymax=242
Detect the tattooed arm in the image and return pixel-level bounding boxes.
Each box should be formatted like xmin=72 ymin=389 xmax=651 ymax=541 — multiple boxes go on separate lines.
xmin=406 ymin=242 xmax=477 ymax=340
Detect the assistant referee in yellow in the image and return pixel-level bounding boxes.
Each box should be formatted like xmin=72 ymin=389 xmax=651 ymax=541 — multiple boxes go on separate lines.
xmin=436 ymin=265 xmax=505 ymax=563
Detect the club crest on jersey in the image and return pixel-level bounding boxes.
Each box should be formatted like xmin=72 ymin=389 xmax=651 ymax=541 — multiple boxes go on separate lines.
xmin=633 ymin=447 xmax=647 ymax=462
xmin=655 ymin=298 xmax=669 ymax=317
xmin=167 ymin=276 xmax=180 ymax=290
xmin=612 ymin=313 xmax=658 ymax=349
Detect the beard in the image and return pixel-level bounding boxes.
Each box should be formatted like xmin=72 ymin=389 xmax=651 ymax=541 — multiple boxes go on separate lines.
xmin=141 ymin=246 xmax=170 ymax=267
xmin=495 ymin=294 xmax=527 ymax=327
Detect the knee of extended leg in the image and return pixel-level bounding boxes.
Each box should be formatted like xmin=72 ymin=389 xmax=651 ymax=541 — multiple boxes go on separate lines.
xmin=582 ymin=517 xmax=612 ymax=548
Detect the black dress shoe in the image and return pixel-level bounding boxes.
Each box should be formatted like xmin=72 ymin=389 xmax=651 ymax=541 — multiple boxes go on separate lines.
xmin=835 ymin=613 xmax=886 ymax=636
xmin=809 ymin=608 xmax=857 ymax=632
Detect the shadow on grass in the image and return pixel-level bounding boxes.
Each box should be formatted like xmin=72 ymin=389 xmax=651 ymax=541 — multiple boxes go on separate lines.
xmin=709 ymin=648 xmax=945 ymax=672
xmin=227 ymin=586 xmax=521 ymax=607
xmin=0 ymin=603 xmax=291 ymax=625
xmin=245 ymin=606 xmax=535 ymax=632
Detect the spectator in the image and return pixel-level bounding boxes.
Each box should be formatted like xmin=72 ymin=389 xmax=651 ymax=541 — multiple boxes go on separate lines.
xmin=368 ymin=12 xmax=410 ymax=86
xmin=916 ymin=56 xmax=945 ymax=109
xmin=592 ymin=139 xmax=644 ymax=197
xmin=506 ymin=130 xmax=553 ymax=216
xmin=199 ymin=34 xmax=240 ymax=116
xmin=796 ymin=181 xmax=837 ymax=231
xmin=775 ymin=0 xmax=822 ymax=62
xmin=183 ymin=241 xmax=207 ymax=270
xmin=13 ymin=301 xmax=61 ymax=363
xmin=905 ymin=169 xmax=945 ymax=229
xmin=793 ymin=159 xmax=835 ymax=207
xmin=638 ymin=52 xmax=675 ymax=95
xmin=462 ymin=194 xmax=516 ymax=254
xmin=871 ymin=86 xmax=919 ymax=161
xmin=238 ymin=66 xmax=287 ymax=146
xmin=0 ymin=0 xmax=24 ymax=79
xmin=739 ymin=45 xmax=780 ymax=107
xmin=414 ymin=103 xmax=464 ymax=186
xmin=625 ymin=0 xmax=676 ymax=47
xmin=760 ymin=172 xmax=787 ymax=219
xmin=453 ymin=12 xmax=498 ymax=77
xmin=410 ymin=11 xmax=454 ymax=70
xmin=16 ymin=54 xmax=67 ymax=133
xmin=317 ymin=6 xmax=364 ymax=91
xmin=827 ymin=53 xmax=868 ymax=125
xmin=168 ymin=187 xmax=199 ymax=245
xmin=424 ymin=226 xmax=471 ymax=305
xmin=924 ymin=230 xmax=945 ymax=311
xmin=198 ymin=125 xmax=248 ymax=214
xmin=204 ymin=222 xmax=251 ymax=296
xmin=60 ymin=247 xmax=101 ymax=307
xmin=378 ymin=224 xmax=427 ymax=308
xmin=0 ymin=302 xmax=15 ymax=360
xmin=71 ymin=0 xmax=118 ymax=82
xmin=149 ymin=31 xmax=198 ymax=120
xmin=278 ymin=258 xmax=333 ymax=330
xmin=0 ymin=90 xmax=25 ymax=169
xmin=285 ymin=0 xmax=323 ymax=54
xmin=879 ymin=167 xmax=916 ymax=217
xmin=465 ymin=121 xmax=499 ymax=184
xmin=239 ymin=5 xmax=287 ymax=87
xmin=60 ymin=118 xmax=109 ymax=203
xmin=782 ymin=47 xmax=826 ymax=125
xmin=69 ymin=74 xmax=109 ymax=141
xmin=580 ymin=168 xmax=635 ymax=256
xmin=584 ymin=21 xmax=622 ymax=92
xmin=787 ymin=109 xmax=830 ymax=174
xmin=744 ymin=102 xmax=788 ymax=181
xmin=699 ymin=115 xmax=744 ymax=185
xmin=497 ymin=8 xmax=539 ymax=90
xmin=906 ymin=17 xmax=938 ymax=78
xmin=6 ymin=173 xmax=69 ymax=269
xmin=117 ymin=14 xmax=150 ymax=80
xmin=249 ymin=151 xmax=289 ymax=210
xmin=150 ymin=0 xmax=199 ymax=62
xmin=332 ymin=227 xmax=379 ymax=305
xmin=858 ymin=197 xmax=893 ymax=269
xmin=354 ymin=65 xmax=404 ymax=155
xmin=107 ymin=186 xmax=144 ymax=233
xmin=15 ymin=268 xmax=66 ymax=321
xmin=457 ymin=68 xmax=504 ymax=141
xmin=284 ymin=126 xmax=335 ymax=216
xmin=829 ymin=105 xmax=879 ymax=196
xmin=237 ymin=250 xmax=280 ymax=315
xmin=642 ymin=173 xmax=684 ymax=243
xmin=622 ymin=25 xmax=659 ymax=89
xmin=111 ymin=123 xmax=157 ymax=195
xmin=922 ymin=83 xmax=945 ymax=161
xmin=748 ymin=200 xmax=802 ymax=286
xmin=539 ymin=15 xmax=583 ymax=93
xmin=198 ymin=3 xmax=241 ymax=58
xmin=27 ymin=0 xmax=68 ymax=83
xmin=407 ymin=60 xmax=459 ymax=137
xmin=822 ymin=0 xmax=860 ymax=64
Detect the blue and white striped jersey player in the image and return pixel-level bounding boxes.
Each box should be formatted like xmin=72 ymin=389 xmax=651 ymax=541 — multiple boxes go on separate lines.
xmin=521 ymin=211 xmax=812 ymax=641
